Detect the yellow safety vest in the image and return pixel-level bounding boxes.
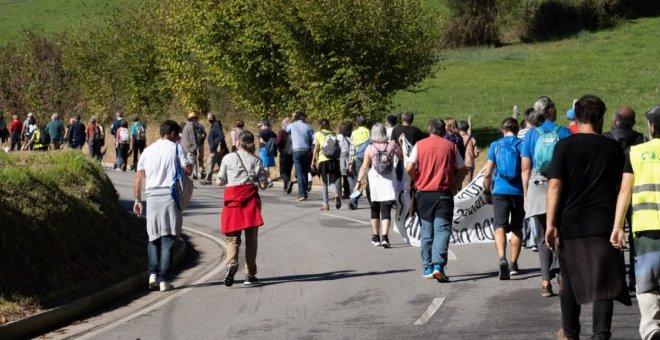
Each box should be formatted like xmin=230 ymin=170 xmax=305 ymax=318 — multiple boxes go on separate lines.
xmin=630 ymin=139 xmax=660 ymax=234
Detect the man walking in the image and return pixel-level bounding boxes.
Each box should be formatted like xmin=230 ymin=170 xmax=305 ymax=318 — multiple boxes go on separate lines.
xmin=67 ymin=114 xmax=86 ymax=150
xmin=134 ymin=120 xmax=192 ymax=292
xmin=285 ymin=111 xmax=314 ymax=201
xmin=46 ymin=113 xmax=65 ymax=150
xmin=201 ymin=113 xmax=227 ymax=185
xmin=181 ymin=112 xmax=200 ymax=180
xmin=612 ymin=105 xmax=660 ymax=340
xmin=521 ymin=96 xmax=572 ymax=297
xmin=110 ymin=111 xmax=123 ymax=169
xmin=348 ymin=115 xmax=371 ymax=209
xmin=483 ymin=117 xmax=524 ymax=280
xmin=406 ymin=119 xmax=465 ymax=282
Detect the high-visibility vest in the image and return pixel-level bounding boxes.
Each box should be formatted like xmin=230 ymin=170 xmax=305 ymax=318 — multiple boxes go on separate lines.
xmin=630 ymin=139 xmax=660 ymax=235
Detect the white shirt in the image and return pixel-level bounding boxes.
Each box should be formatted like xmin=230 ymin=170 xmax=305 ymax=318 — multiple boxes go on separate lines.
xmin=137 ymin=139 xmax=191 ymax=190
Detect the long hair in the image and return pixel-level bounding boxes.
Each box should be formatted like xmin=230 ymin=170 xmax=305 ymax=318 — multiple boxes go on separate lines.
xmin=445 ymin=117 xmax=458 ymax=135
xmin=370 ymin=123 xmax=388 ymax=143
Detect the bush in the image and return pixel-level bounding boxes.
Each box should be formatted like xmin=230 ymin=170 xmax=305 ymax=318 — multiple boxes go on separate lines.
xmin=443 ymin=0 xmax=501 ymax=47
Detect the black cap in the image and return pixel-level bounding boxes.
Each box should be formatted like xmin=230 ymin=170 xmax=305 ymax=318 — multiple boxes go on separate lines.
xmin=646 ymin=106 xmax=660 ymax=123
xmin=294 ymin=111 xmax=306 ymax=119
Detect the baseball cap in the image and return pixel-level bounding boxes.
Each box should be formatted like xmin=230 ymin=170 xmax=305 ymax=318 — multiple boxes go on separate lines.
xmin=258 ymin=119 xmax=269 ymax=126
xmin=646 ymin=106 xmax=660 ymax=123
xmin=566 ymin=108 xmax=576 ymax=120
xmin=294 ymin=111 xmax=306 ymax=119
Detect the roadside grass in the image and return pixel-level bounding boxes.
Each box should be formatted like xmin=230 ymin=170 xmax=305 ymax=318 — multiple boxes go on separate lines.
xmin=0 ymin=150 xmax=146 ymax=324
xmin=0 ymin=0 xmax=130 ymax=45
xmin=392 ymin=16 xmax=660 ymax=155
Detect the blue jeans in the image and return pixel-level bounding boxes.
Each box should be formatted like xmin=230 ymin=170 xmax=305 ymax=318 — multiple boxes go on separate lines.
xmin=416 ymin=191 xmax=454 ymax=269
xmin=292 ymin=150 xmax=310 ymax=197
xmin=148 ymin=235 xmax=176 ymax=282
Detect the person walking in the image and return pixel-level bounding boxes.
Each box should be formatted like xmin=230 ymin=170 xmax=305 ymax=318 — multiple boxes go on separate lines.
xmin=406 ymin=119 xmax=465 ymax=282
xmin=482 ymin=118 xmax=525 ymax=280
xmin=521 ymin=96 xmax=572 ymax=297
xmin=8 ymin=114 xmax=22 ymax=152
xmin=385 ymin=114 xmax=398 ymax=140
xmin=87 ymin=117 xmax=103 ymax=161
xmin=285 ymin=111 xmax=314 ymax=201
xmin=459 ymin=119 xmax=479 ymax=185
xmin=181 ymin=112 xmax=201 ymax=179
xmin=612 ymin=105 xmax=660 ymax=340
xmin=216 ymin=130 xmax=269 ymax=286
xmin=110 ymin=111 xmax=124 ymax=169
xmin=195 ymin=118 xmax=207 ymax=180
xmin=67 ymin=114 xmax=86 ymax=150
xmin=349 ymin=115 xmax=371 ymax=210
xmin=27 ymin=121 xmax=49 ymax=152
xmin=311 ymin=119 xmax=342 ymax=211
xmin=115 ymin=120 xmax=131 ymax=171
xmin=201 ymin=113 xmax=227 ymax=185
xmin=546 ymin=95 xmax=631 ymax=339
xmin=46 ymin=113 xmax=65 ymax=150
xmin=337 ymin=121 xmax=354 ymax=199
xmin=130 ymin=115 xmax=147 ymax=171
xmin=258 ymin=119 xmax=277 ymax=187
xmin=276 ymin=118 xmax=294 ymax=194
xmin=134 ymin=120 xmax=192 ymax=292
xmin=355 ymin=123 xmax=402 ymax=248
xmin=231 ymin=120 xmax=244 ymax=152
xmin=0 ymin=113 xmax=7 ymax=150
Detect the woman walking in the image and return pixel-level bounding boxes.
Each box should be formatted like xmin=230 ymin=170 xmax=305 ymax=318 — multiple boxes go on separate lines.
xmin=355 ymin=123 xmax=402 ymax=248
xmin=311 ymin=119 xmax=342 ymax=211
xmin=216 ymin=131 xmax=269 ymax=286
xmin=115 ymin=120 xmax=131 ymax=171
xmin=337 ymin=121 xmax=354 ymax=199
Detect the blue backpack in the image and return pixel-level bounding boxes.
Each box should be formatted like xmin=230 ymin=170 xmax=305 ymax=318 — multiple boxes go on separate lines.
xmin=355 ymin=141 xmax=370 ymax=162
xmin=533 ymin=126 xmax=561 ymax=175
xmin=495 ymin=138 xmax=521 ymax=181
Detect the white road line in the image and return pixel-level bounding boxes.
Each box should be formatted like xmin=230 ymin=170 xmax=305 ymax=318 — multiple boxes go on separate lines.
xmin=448 ymin=250 xmax=457 ymax=261
xmin=321 ymin=213 xmax=371 ymax=225
xmin=77 ymin=227 xmax=227 ymax=340
xmin=413 ymin=297 xmax=446 ymax=326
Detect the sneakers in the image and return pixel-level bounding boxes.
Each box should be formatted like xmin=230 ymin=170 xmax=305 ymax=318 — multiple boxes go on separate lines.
xmin=148 ymin=274 xmax=158 ymax=290
xmin=244 ymin=274 xmax=260 ymax=285
xmin=541 ymin=283 xmax=554 ymax=297
xmin=159 ymin=281 xmax=174 ymax=292
xmin=286 ymin=182 xmax=293 ymax=194
xmin=224 ymin=263 xmax=239 ymax=287
xmin=423 ymin=267 xmax=435 ymax=279
xmin=509 ymin=262 xmax=520 ymax=276
xmin=433 ymin=264 xmax=449 ymax=282
xmin=267 ymin=180 xmax=274 ymax=188
xmin=200 ymin=179 xmax=212 ymax=185
xmin=296 ymin=196 xmax=307 ymax=202
xmin=371 ymin=235 xmax=381 ymax=246
xmin=349 ymin=202 xmax=357 ymax=210
xmin=498 ymin=257 xmax=510 ymax=280
xmin=335 ymin=196 xmax=341 ymax=209
xmin=320 ymin=203 xmax=329 ymax=211
xmin=532 ymin=245 xmax=538 ymax=252
xmin=192 ymin=175 xmax=198 ymax=180
xmin=380 ymin=235 xmax=390 ymax=248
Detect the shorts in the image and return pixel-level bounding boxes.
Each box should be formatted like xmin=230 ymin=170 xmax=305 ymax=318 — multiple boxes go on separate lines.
xmin=492 ymin=194 xmax=524 ymax=232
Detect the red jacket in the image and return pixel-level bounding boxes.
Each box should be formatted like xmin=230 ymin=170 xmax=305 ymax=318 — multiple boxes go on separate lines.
xmin=221 ymin=184 xmax=263 ymax=234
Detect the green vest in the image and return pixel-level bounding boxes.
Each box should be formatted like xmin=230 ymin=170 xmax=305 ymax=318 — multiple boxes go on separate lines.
xmin=630 ymin=139 xmax=660 ymax=235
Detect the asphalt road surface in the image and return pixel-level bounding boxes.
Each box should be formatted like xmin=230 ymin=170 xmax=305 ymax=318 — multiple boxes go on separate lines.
xmin=49 ymin=169 xmax=642 ymax=339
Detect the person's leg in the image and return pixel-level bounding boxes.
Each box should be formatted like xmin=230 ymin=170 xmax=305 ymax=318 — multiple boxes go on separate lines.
xmin=510 ymin=196 xmax=525 ymax=264
xmin=205 ymin=151 xmax=217 ymax=181
xmin=626 ymin=207 xmax=636 ymax=289
xmin=591 ymin=299 xmax=614 ymax=340
xmin=535 ymin=215 xmax=553 ymax=288
xmin=636 ymin=290 xmax=660 ymax=340
xmin=380 ymin=201 xmax=393 ymax=236
xmin=244 ymin=227 xmax=258 ymax=276
xmin=225 ymin=231 xmax=242 ymax=267
xmin=370 ymin=201 xmax=381 ymax=239
xmin=432 ymin=194 xmax=454 ymax=268
xmin=321 ymin=181 xmax=330 ymax=206
xmin=198 ymin=147 xmax=206 ymax=178
xmin=510 ymin=230 xmax=523 ymax=263
xmin=132 ymin=141 xmax=139 ymax=170
xmin=293 ymin=151 xmax=308 ymax=198
xmin=158 ymin=235 xmax=176 ymax=282
xmin=147 ymin=238 xmax=160 ymax=277
xmin=559 ymin=263 xmax=581 ymax=339
xmin=350 ymin=159 xmax=363 ymax=206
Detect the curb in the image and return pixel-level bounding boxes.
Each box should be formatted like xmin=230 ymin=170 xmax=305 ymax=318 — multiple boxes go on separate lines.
xmin=0 ymin=237 xmax=188 ymax=340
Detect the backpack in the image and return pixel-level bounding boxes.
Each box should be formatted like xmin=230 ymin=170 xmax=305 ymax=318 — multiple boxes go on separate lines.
xmin=373 ymin=143 xmax=394 ymax=175
xmin=118 ymin=127 xmax=130 ymax=144
xmin=265 ymin=137 xmax=277 ymax=157
xmin=494 ymin=138 xmax=521 ymax=181
xmin=97 ymin=125 xmax=105 ymax=146
xmin=321 ymin=132 xmax=340 ymax=159
xmin=355 ymin=141 xmax=370 ymax=162
xmin=283 ymin=134 xmax=293 ymax=156
xmin=38 ymin=128 xmax=50 ymax=145
xmin=533 ymin=126 xmax=561 ymax=176
xmin=135 ymin=123 xmax=145 ymax=141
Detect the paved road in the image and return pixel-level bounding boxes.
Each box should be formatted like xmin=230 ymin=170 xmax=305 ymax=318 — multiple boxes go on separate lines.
xmin=52 ymin=170 xmax=642 ymax=339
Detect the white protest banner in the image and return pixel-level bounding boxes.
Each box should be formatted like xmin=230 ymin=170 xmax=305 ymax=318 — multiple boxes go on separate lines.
xmin=393 ymin=167 xmax=495 ymax=246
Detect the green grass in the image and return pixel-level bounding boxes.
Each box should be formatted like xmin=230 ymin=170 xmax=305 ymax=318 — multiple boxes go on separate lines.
xmin=0 ymin=0 xmax=133 ymax=45
xmin=392 ymin=17 xmax=660 ymax=146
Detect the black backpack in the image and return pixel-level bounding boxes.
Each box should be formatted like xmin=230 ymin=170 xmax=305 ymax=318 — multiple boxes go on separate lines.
xmin=283 ymin=134 xmax=293 ymax=156
xmin=321 ymin=132 xmax=340 ymax=159
xmin=373 ymin=144 xmax=394 ymax=175
xmin=39 ymin=128 xmax=51 ymax=145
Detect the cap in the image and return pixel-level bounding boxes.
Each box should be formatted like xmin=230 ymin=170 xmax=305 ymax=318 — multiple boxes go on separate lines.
xmin=294 ymin=111 xmax=306 ymax=119
xmin=187 ymin=112 xmax=199 ymax=119
xmin=258 ymin=119 xmax=269 ymax=126
xmin=646 ymin=106 xmax=660 ymax=123
xmin=566 ymin=108 xmax=575 ymax=120
xmin=27 ymin=112 xmax=34 ymax=117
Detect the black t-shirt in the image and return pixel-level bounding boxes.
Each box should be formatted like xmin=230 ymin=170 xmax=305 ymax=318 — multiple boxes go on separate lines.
xmin=548 ymin=134 xmax=624 ymax=240
xmin=391 ymin=125 xmax=426 ymax=147
xmin=259 ymin=129 xmax=276 ymax=144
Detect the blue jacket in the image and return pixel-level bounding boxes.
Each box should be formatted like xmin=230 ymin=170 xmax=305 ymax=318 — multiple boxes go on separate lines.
xmin=207 ymin=120 xmax=225 ymax=151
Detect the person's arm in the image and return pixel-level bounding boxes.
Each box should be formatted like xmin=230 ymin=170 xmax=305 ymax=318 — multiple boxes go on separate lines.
xmin=133 ymin=170 xmax=145 ymax=216
xmin=472 ymin=138 xmax=480 ymax=158
xmin=216 ymin=157 xmax=228 ymax=186
xmin=521 ymin=157 xmax=532 ymax=200
xmin=545 ymin=178 xmax=562 ymax=252
xmin=482 ymin=160 xmax=495 ymax=203
xmin=611 ymin=173 xmax=634 ymax=249
xmin=405 ymin=145 xmax=418 ymax=182
xmin=348 ymin=138 xmax=355 ymax=173
xmin=311 ymin=142 xmax=319 ymax=169
xmin=354 ymin=153 xmax=372 ymax=191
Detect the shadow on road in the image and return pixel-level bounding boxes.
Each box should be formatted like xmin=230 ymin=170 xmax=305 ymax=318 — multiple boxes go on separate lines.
xmin=448 ymin=268 xmax=541 ymax=283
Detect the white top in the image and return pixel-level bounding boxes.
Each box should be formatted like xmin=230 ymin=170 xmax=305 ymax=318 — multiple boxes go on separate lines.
xmin=137 ymin=139 xmax=191 ymax=190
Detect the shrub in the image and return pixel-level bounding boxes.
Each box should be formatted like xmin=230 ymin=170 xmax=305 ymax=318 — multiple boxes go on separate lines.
xmin=443 ymin=0 xmax=501 ymax=48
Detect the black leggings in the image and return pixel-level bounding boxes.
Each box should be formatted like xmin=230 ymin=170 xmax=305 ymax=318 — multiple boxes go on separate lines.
xmin=370 ymin=201 xmax=394 ymax=220
xmin=560 ymin=268 xmax=614 ymax=339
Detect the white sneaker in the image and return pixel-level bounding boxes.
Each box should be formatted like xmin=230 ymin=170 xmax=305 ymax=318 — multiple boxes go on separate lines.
xmin=149 ymin=274 xmax=158 ymax=290
xmin=160 ymin=281 xmax=174 ymax=292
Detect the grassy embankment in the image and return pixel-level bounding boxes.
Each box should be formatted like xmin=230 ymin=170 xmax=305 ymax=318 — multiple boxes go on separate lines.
xmin=393 ymin=16 xmax=660 ymax=162
xmin=0 ymin=150 xmax=146 ymax=324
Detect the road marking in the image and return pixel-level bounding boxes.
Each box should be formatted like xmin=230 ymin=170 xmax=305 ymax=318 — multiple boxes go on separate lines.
xmin=414 ymin=297 xmax=445 ymax=326
xmin=322 ymin=213 xmax=371 ymax=225
xmin=448 ymin=250 xmax=457 ymax=260
xmin=77 ymin=227 xmax=227 ymax=340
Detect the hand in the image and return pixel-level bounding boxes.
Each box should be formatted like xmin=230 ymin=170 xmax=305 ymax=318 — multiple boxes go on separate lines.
xmin=133 ymin=201 xmax=143 ymax=217
xmin=216 ymin=179 xmax=225 ymax=186
xmin=348 ymin=163 xmax=353 ymax=173
xmin=610 ymin=227 xmax=626 ymax=250
xmin=545 ymin=226 xmax=559 ymax=252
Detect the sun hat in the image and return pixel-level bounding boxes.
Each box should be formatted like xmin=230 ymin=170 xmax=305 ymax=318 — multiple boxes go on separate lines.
xmin=187 ymin=112 xmax=199 ymax=119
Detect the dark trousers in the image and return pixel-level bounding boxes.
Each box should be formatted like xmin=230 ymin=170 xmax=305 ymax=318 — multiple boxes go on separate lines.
xmin=534 ymin=214 xmax=559 ymax=281
xmin=292 ymin=150 xmax=310 ymax=197
xmin=132 ymin=139 xmax=146 ymax=169
xmin=279 ymin=153 xmax=293 ymax=190
xmin=560 ymin=261 xmax=614 ymax=339
xmin=10 ymin=133 xmax=21 ymax=151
